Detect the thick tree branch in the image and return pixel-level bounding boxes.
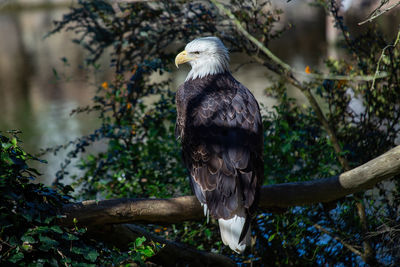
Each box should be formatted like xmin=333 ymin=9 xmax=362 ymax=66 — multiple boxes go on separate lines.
xmin=63 ymin=196 xmax=203 ymax=226
xmin=62 ymin=145 xmax=400 ymax=226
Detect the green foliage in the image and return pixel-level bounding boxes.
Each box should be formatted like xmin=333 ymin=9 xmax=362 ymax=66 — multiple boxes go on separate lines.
xmin=48 ymin=0 xmax=284 ymax=72
xmin=263 ymin=95 xmax=341 ymax=184
xmin=130 ymin=237 xmax=159 ymax=265
xmin=0 ymin=132 xmax=158 ymax=266
xmin=69 ymin=65 xmax=189 ymax=199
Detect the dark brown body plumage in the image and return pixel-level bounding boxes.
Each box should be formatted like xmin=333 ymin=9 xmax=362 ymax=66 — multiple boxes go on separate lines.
xmin=175 ymin=72 xmax=263 ymax=233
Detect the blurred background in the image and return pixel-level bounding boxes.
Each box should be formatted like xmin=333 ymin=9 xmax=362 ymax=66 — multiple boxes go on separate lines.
xmin=0 ymin=0 xmax=398 ymax=183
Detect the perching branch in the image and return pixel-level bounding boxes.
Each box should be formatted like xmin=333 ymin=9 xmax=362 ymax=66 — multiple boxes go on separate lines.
xmin=62 ymin=196 xmax=202 ymax=227
xmin=62 ymin=145 xmax=400 ymax=226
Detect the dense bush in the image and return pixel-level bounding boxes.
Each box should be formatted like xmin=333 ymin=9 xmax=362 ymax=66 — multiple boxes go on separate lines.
xmin=0 ymin=132 xmax=158 ymax=266
xmin=66 ymin=62 xmax=189 ymax=200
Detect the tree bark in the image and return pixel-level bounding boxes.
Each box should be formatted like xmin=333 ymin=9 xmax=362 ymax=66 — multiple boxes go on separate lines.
xmin=62 ymin=145 xmax=400 ymax=226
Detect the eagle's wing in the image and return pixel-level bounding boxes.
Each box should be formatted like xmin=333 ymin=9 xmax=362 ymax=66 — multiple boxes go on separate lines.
xmin=181 ymin=80 xmax=263 ymax=220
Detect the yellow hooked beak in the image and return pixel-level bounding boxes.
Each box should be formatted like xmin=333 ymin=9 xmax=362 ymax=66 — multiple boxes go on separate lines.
xmin=175 ymin=50 xmax=194 ymax=68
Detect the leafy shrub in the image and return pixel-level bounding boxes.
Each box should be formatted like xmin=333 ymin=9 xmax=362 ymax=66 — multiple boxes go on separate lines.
xmin=0 ymin=132 xmax=157 ymax=266
xmin=73 ymin=82 xmax=189 ymax=200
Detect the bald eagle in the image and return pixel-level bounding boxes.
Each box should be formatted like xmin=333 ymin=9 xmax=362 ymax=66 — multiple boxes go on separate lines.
xmin=174 ymin=37 xmax=263 ymax=253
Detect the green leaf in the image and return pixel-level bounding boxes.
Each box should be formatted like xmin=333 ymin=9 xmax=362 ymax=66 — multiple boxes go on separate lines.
xmin=281 ymin=142 xmax=291 ymax=153
xmin=8 ymin=252 xmax=24 ymax=263
xmin=8 ymin=236 xmax=18 ymax=246
xmin=135 ymin=237 xmax=146 ymax=247
xmin=84 ymin=249 xmax=99 ymax=262
xmin=44 ymin=216 xmax=55 ymax=224
xmin=11 ymin=138 xmax=17 ymax=147
xmin=204 ymin=228 xmax=212 ymax=239
xmin=33 ymin=226 xmax=51 ymax=234
xmin=62 ymin=232 xmax=79 ymax=241
xmin=21 ymin=235 xmax=36 ymax=244
xmin=141 ymin=246 xmax=155 ymax=257
xmin=22 ymin=243 xmax=33 ymax=251
xmin=39 ymin=235 xmax=59 ymax=251
xmin=21 ymin=212 xmax=33 ymax=222
xmin=50 ymin=225 xmax=63 ymax=234
xmin=71 ymin=246 xmax=83 ymax=255
xmin=268 ymin=233 xmax=276 ymax=242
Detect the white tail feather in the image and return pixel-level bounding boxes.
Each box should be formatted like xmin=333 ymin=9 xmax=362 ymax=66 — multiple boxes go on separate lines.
xmin=218 ymin=215 xmax=250 ymax=254
xmin=201 ymin=203 xmax=210 ymax=223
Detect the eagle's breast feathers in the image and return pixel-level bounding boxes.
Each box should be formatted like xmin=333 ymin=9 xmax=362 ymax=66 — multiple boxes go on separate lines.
xmin=176 ymin=72 xmax=263 ymax=221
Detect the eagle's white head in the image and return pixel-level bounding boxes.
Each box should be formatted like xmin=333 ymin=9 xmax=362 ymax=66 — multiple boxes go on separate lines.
xmin=175 ymin=37 xmax=230 ymax=81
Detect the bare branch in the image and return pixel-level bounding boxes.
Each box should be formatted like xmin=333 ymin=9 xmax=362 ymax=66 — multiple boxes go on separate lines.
xmin=313 ymin=223 xmax=363 ymax=256
xmin=358 ymin=1 xmax=400 ymax=26
xmin=62 ymin=145 xmax=400 ymax=226
xmin=371 ymin=28 xmax=400 ymax=90
xmin=232 ymin=61 xmax=257 ymax=73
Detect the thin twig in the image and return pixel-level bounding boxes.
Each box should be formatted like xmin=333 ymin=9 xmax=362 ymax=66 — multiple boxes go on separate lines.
xmin=294 ymin=69 xmax=387 ymax=81
xmin=358 ymin=1 xmax=400 ymax=26
xmin=313 ymin=223 xmax=363 ymax=256
xmin=371 ymin=27 xmax=400 ymax=90
xmin=231 ymin=61 xmax=256 ymax=73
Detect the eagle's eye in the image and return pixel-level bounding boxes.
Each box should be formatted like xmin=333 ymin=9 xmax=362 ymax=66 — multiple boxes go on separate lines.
xmin=192 ymin=51 xmax=200 ymax=55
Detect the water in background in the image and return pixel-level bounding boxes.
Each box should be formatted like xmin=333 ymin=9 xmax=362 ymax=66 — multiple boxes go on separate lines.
xmin=0 ymin=1 xmax=397 ymax=184
xmin=0 ymin=4 xmax=111 ymax=183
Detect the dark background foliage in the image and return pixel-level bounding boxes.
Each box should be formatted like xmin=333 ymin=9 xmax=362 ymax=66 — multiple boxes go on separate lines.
xmin=1 ymin=0 xmax=400 ymax=266
xmin=0 ymin=132 xmax=159 ymax=266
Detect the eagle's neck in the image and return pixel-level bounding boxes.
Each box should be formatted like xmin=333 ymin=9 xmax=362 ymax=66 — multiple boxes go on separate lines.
xmin=186 ymin=53 xmax=230 ymax=81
